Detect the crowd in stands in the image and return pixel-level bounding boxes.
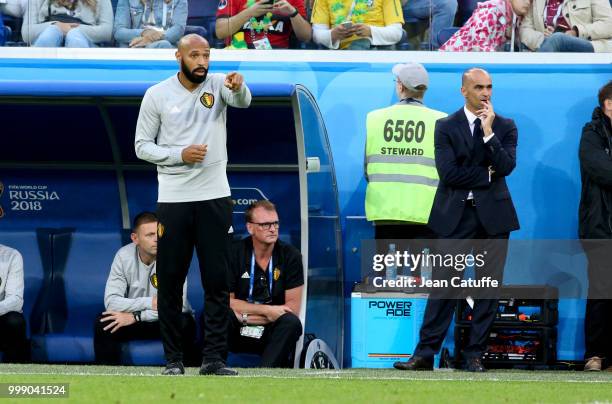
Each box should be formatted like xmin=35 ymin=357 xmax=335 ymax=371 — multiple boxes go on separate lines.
xmin=0 ymin=0 xmax=611 ymax=50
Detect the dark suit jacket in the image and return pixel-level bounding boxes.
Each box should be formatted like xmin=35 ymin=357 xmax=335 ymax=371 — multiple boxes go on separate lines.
xmin=427 ymin=107 xmax=520 ymax=236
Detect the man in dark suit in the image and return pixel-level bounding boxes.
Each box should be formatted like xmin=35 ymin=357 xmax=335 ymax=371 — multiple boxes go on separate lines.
xmin=394 ymin=68 xmax=519 ymax=372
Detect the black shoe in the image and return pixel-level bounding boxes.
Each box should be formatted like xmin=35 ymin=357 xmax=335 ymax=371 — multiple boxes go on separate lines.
xmin=464 ymin=357 xmax=486 ymax=372
xmin=162 ymin=361 xmax=185 ymax=375
xmin=199 ymin=360 xmax=238 ymax=376
xmin=394 ymin=356 xmax=433 ymax=371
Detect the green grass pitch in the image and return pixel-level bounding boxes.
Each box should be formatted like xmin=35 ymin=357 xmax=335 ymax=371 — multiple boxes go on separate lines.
xmin=1 ymin=364 xmax=611 ymax=403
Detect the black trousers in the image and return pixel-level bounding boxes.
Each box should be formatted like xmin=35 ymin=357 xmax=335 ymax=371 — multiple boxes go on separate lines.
xmin=157 ymin=197 xmax=233 ymax=363
xmin=227 ymin=311 xmax=303 ymax=368
xmin=583 ymin=240 xmax=612 ymax=360
xmin=374 ymin=223 xmax=437 ymax=240
xmin=585 ymin=299 xmax=612 ymax=361
xmin=93 ymin=312 xmax=197 ymax=365
xmin=0 ymin=311 xmax=29 ymax=363
xmin=414 ymin=204 xmax=509 ymax=361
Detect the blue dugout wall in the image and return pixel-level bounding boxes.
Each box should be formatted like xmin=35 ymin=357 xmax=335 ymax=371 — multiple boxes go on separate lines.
xmin=0 ymin=49 xmax=610 ymax=366
xmin=0 ymin=63 xmax=343 ymax=365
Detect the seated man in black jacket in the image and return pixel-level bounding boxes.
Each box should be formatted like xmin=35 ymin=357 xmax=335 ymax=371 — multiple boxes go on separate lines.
xmin=227 ymin=200 xmax=304 ymax=368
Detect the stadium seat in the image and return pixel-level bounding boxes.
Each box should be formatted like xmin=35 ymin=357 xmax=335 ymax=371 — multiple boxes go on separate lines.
xmin=1 ymin=26 xmax=8 ymax=47
xmin=115 ymin=255 xmax=205 ymax=366
xmin=31 ymin=231 xmax=122 ymax=363
xmin=396 ymin=29 xmax=412 ymax=51
xmin=227 ymin=352 xmax=262 ymax=368
xmin=403 ymin=16 xmax=431 ymax=50
xmin=121 ymin=341 xmax=165 ymax=366
xmin=187 ymin=0 xmax=224 ymax=48
xmin=32 ymin=230 xmax=196 ymax=366
xmin=0 ymin=230 xmax=51 ymax=341
xmin=0 ymin=12 xmax=7 ymax=46
xmin=1 ymin=14 xmax=23 ymax=45
xmin=0 ymin=229 xmax=52 ymax=363
xmin=437 ymin=27 xmax=460 ymax=47
xmin=184 ymin=25 xmax=208 ymax=40
xmin=457 ymin=0 xmax=484 ymax=25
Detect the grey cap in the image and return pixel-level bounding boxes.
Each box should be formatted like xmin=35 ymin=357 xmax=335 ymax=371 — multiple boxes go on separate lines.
xmin=392 ymin=62 xmax=429 ymax=89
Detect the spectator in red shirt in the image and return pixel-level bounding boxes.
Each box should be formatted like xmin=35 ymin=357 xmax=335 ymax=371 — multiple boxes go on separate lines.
xmin=215 ymin=0 xmax=312 ymax=49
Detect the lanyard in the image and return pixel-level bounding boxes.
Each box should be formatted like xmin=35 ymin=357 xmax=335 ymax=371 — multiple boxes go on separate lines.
xmin=346 ymin=0 xmax=358 ymax=21
xmin=399 ymin=98 xmax=423 ymax=106
xmin=249 ymin=25 xmax=269 ymax=45
xmin=142 ymin=0 xmax=174 ymax=30
xmin=248 ymin=252 xmax=273 ymax=303
xmin=543 ymin=0 xmax=564 ymax=27
xmin=345 ymin=0 xmax=374 ymax=22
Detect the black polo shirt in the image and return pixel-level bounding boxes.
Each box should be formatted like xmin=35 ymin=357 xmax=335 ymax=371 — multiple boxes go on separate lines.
xmin=229 ymin=237 xmax=304 ymax=305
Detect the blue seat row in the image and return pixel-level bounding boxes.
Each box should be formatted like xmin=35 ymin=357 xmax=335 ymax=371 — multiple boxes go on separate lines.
xmin=1 ymin=229 xmax=293 ymax=365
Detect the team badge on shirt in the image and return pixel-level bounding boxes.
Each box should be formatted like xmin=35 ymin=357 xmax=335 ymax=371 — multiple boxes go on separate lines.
xmin=274 ymin=267 xmax=281 ymax=281
xmin=150 ymin=273 xmax=158 ymax=289
xmin=157 ymin=223 xmax=165 ymax=238
xmin=200 ymin=92 xmax=215 ymax=109
xmin=218 ymin=0 xmax=228 ymax=9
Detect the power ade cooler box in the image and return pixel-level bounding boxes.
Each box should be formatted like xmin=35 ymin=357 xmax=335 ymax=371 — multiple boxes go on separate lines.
xmin=351 ymin=289 xmax=428 ymax=368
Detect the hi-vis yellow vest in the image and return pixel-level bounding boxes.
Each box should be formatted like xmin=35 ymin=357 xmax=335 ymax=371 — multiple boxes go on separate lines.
xmin=365 ymin=104 xmax=447 ymax=223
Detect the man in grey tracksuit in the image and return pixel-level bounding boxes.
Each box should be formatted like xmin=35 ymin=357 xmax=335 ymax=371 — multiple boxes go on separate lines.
xmin=0 ymin=244 xmax=28 ymax=362
xmin=134 ymin=34 xmax=251 ymax=375
xmin=94 ymin=212 xmax=196 ymax=365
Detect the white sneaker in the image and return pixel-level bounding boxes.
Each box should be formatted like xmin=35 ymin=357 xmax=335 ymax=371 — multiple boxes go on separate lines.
xmin=584 ymin=356 xmax=602 ymax=371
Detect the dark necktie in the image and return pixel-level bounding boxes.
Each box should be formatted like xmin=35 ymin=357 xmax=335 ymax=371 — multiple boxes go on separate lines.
xmin=473 ymin=118 xmax=485 ymax=163
xmin=473 ymin=118 xmax=483 ymax=137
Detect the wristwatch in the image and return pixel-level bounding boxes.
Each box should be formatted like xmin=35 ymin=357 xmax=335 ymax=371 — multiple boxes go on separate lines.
xmin=133 ymin=311 xmax=141 ymax=322
xmin=289 ymin=8 xmax=299 ymax=18
xmin=242 ymin=313 xmax=248 ymax=326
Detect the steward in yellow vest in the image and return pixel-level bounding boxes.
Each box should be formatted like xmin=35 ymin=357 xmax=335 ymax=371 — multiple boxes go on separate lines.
xmin=365 ymin=63 xmax=447 ymax=239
